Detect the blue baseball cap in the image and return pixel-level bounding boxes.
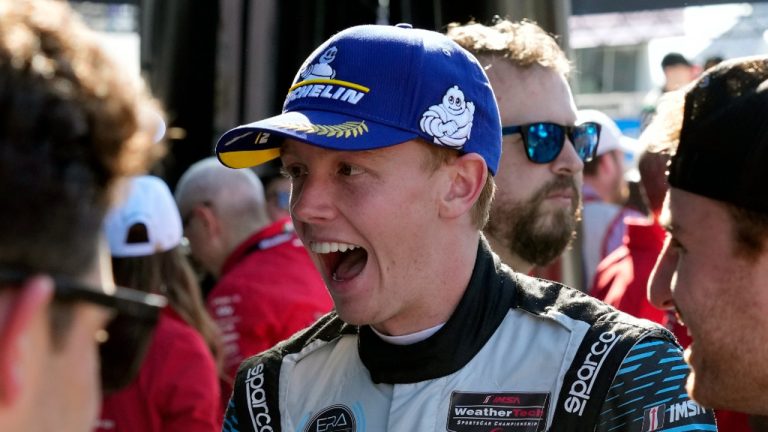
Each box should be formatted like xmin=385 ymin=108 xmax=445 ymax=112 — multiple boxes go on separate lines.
xmin=215 ymin=23 xmax=502 ymax=175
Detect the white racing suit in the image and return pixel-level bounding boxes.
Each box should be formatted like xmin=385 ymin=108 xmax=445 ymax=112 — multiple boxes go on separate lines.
xmin=223 ymin=238 xmax=716 ymax=432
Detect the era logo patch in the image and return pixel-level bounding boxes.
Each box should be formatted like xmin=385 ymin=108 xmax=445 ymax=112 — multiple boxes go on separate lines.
xmin=303 ymin=404 xmax=355 ymax=432
xmin=447 ymin=391 xmax=549 ymax=432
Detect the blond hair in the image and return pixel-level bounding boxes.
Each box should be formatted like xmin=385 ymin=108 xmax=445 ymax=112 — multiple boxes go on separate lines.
xmin=446 ymin=19 xmax=570 ymax=75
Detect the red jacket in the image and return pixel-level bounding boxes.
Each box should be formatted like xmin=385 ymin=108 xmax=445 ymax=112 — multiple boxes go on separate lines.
xmin=207 ymin=218 xmax=332 ymax=387
xmin=96 ymin=308 xmax=221 ymax=432
xmin=591 ymin=217 xmax=667 ymax=324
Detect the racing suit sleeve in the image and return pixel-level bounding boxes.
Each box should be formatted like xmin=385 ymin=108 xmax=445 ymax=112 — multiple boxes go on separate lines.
xmin=222 ymin=399 xmax=241 ymax=432
xmin=594 ymin=338 xmax=717 ymax=431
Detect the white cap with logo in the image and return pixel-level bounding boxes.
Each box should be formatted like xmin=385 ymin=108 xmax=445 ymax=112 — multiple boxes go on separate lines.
xmin=104 ymin=175 xmax=183 ymax=258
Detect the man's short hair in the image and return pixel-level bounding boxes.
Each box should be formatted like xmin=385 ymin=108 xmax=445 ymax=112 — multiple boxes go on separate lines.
xmin=446 ymin=18 xmax=570 ymax=76
xmin=726 ymin=204 xmax=768 ymax=261
xmin=661 ymin=52 xmax=692 ymax=69
xmin=0 ymin=0 xmax=162 ymax=278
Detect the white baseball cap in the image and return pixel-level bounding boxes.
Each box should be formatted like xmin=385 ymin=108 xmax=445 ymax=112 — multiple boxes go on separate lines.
xmin=104 ymin=175 xmax=182 ymax=257
xmin=577 ymin=109 xmax=639 ymax=157
xmin=578 ymin=109 xmax=644 ymax=181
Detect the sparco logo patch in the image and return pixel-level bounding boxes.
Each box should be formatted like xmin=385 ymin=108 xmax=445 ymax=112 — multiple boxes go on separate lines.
xmin=447 ymin=391 xmax=549 ymax=432
xmin=245 ymin=363 xmax=273 ymax=432
xmin=303 ymin=404 xmax=356 ymax=432
xmin=563 ymin=331 xmax=619 ymax=416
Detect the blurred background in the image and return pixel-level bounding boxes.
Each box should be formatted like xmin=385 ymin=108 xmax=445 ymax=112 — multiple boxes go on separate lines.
xmin=68 ymin=0 xmax=768 ymax=186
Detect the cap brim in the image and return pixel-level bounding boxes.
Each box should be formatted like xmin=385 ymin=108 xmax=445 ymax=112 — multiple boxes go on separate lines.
xmin=619 ymin=135 xmax=641 ymax=154
xmin=216 ymin=110 xmax=418 ymax=169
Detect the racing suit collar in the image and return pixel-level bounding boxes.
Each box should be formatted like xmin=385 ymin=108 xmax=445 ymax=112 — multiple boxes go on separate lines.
xmin=358 ymin=235 xmax=515 ymax=384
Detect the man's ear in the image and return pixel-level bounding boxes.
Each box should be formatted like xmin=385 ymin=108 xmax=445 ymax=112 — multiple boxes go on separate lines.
xmin=196 ymin=205 xmax=221 ymax=237
xmin=0 ymin=276 xmax=53 ymax=405
xmin=438 ymin=152 xmax=488 ymax=220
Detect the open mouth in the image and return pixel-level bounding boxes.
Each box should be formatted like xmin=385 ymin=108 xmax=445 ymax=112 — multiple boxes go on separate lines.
xmin=310 ymin=241 xmax=368 ymax=282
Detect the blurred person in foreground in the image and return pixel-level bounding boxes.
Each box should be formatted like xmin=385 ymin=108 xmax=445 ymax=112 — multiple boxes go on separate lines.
xmin=0 ymin=0 xmax=165 ymax=431
xmin=214 ymin=23 xmax=715 ymax=431
xmin=97 ymin=176 xmax=223 ymax=431
xmin=447 ymin=19 xmax=591 ymax=277
xmin=648 ymin=55 xmax=768 ymax=416
xmin=175 ymin=158 xmax=331 ymax=393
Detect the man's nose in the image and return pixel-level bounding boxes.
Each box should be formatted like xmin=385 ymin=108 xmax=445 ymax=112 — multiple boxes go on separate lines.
xmin=551 ymin=137 xmax=584 ymax=176
xmin=290 ymin=174 xmax=336 ymax=224
xmin=648 ymin=237 xmax=677 ymax=310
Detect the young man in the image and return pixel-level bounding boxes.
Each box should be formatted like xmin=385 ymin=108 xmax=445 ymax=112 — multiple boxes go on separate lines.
xmin=216 ymin=23 xmax=715 ymax=431
xmin=0 ymin=1 xmax=165 ymax=431
xmin=649 ymin=56 xmax=768 ymax=416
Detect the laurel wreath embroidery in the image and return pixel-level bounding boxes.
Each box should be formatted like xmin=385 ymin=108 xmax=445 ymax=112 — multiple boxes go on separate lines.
xmin=276 ymin=121 xmax=368 ymax=138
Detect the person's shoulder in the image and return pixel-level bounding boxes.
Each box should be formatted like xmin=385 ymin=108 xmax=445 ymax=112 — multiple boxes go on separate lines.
xmin=235 ymin=310 xmax=351 ymax=377
xmin=512 ymin=273 xmax=662 ymax=332
xmin=594 ymin=337 xmax=717 ymax=432
xmin=227 ymin=311 xmax=352 ymax=432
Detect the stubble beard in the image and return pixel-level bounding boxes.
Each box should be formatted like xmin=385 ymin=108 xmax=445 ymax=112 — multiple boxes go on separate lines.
xmin=486 ymin=176 xmax=581 ymax=267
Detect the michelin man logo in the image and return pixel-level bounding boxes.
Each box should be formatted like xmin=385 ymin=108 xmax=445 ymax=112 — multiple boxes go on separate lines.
xmin=420 ymin=85 xmax=475 ymax=148
xmin=300 ymin=46 xmax=338 ymax=81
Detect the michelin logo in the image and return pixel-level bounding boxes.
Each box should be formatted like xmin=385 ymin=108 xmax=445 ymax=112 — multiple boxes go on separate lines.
xmin=286 ymin=46 xmax=369 ymax=106
xmin=563 ymin=331 xmax=619 ymax=416
xmin=300 ymin=47 xmax=338 ymax=80
xmin=420 ymin=85 xmax=475 ymax=148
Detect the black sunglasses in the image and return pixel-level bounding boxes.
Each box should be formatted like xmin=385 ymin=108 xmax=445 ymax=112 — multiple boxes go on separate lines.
xmin=502 ymin=122 xmax=601 ymax=164
xmin=0 ymin=269 xmax=166 ymax=393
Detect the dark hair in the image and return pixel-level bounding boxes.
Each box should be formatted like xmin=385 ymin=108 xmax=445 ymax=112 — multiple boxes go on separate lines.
xmin=703 ymin=56 xmax=724 ymax=71
xmin=726 ymin=204 xmax=768 ymax=261
xmin=0 ymin=0 xmax=163 ymax=347
xmin=0 ymin=0 xmax=162 ymax=276
xmin=111 ymin=248 xmax=224 ymax=374
xmin=661 ymin=53 xmax=691 ymax=69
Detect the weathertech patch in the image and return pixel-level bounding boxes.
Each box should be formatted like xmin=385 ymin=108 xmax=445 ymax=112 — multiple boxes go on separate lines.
xmin=447 ymin=391 xmax=549 ymax=432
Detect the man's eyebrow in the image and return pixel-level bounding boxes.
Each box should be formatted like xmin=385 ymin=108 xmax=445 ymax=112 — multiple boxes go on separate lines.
xmin=281 ymin=140 xmax=387 ymax=162
xmin=349 ymin=148 xmax=386 ymax=161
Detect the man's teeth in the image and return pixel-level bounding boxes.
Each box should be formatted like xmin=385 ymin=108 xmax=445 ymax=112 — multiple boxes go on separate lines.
xmin=310 ymin=241 xmax=360 ymax=254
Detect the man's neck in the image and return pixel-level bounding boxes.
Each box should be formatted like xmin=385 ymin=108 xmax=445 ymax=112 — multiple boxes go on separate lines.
xmin=372 ymin=230 xmax=481 ymax=337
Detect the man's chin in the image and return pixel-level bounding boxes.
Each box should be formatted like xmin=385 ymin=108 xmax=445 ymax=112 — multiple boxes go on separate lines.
xmin=535 ymin=207 xmax=577 ymax=232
